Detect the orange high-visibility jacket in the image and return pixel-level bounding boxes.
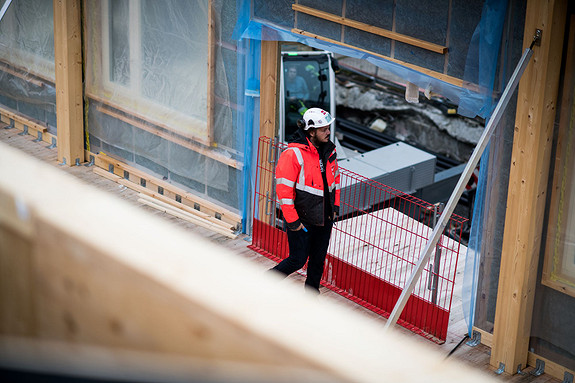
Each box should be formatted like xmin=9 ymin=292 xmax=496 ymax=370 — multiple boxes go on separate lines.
xmin=275 ymin=134 xmax=340 ymax=230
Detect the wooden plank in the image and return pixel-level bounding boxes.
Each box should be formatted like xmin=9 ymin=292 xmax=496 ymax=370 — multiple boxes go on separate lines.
xmin=0 ymin=140 xmax=497 ymax=383
xmin=92 ymin=153 xmax=242 ymax=227
xmin=138 ymin=194 xmax=237 ymax=239
xmin=291 ymin=28 xmax=469 ymax=90
xmin=527 ymin=351 xmax=575 ymax=382
xmin=0 ymin=106 xmax=48 ymax=134
xmin=491 ymin=0 xmax=568 ymax=375
xmin=53 ymin=0 xmax=84 ymax=166
xmin=292 ymin=4 xmax=448 ymax=54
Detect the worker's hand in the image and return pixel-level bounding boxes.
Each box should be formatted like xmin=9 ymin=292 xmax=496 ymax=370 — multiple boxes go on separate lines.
xmin=296 ymin=223 xmax=307 ymax=232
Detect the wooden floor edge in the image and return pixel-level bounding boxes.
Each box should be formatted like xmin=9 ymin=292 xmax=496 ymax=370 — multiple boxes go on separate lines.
xmin=472 ymin=327 xmax=573 ymax=380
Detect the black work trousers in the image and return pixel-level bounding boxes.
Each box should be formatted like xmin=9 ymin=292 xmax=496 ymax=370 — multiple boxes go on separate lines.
xmin=271 ymin=222 xmax=333 ymax=293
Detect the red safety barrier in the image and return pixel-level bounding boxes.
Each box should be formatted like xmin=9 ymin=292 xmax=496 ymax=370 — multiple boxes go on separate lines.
xmin=249 ymin=137 xmax=467 ymax=343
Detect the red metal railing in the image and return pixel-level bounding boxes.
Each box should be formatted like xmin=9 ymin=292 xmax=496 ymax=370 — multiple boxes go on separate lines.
xmin=249 ymin=137 xmax=467 ymax=342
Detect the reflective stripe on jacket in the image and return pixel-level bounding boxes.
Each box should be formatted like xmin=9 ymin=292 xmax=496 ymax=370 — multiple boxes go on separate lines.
xmin=275 ymin=135 xmax=340 ymax=229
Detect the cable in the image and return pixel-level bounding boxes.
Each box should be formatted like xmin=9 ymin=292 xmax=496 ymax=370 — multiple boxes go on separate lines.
xmin=445 ymin=333 xmax=470 ymax=359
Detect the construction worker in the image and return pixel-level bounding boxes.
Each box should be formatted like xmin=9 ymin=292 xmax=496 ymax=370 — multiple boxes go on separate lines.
xmin=271 ymin=107 xmax=340 ymax=293
xmin=285 ymin=65 xmax=309 ymax=102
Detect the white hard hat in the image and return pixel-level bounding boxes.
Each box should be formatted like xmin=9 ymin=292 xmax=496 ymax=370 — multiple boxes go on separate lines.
xmin=302 ymin=107 xmax=335 ymax=130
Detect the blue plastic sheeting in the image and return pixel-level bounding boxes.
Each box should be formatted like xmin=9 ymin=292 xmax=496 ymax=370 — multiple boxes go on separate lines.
xmin=458 ymin=0 xmax=509 ymax=117
xmin=232 ymin=0 xmax=508 ymax=119
xmin=237 ymin=38 xmax=261 ymax=233
xmin=462 ymin=146 xmax=491 ymax=336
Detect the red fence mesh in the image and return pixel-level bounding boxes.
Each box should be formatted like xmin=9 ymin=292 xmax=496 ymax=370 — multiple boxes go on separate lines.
xmin=249 ymin=137 xmax=467 ymax=342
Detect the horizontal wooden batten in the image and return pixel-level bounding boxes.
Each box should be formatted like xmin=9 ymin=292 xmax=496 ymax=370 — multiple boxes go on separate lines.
xmin=291 ymin=28 xmax=469 ymax=90
xmin=473 ymin=327 xmax=574 ymax=381
xmin=0 ymin=106 xmax=55 ymax=146
xmin=293 ymin=4 xmax=448 ymax=54
xmin=92 ymin=152 xmax=241 ymax=231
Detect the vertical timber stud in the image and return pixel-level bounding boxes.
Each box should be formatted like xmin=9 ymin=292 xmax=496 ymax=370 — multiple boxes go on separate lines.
xmin=259 ymin=40 xmax=280 ymax=139
xmin=257 ymin=41 xmax=280 ymax=223
xmin=491 ymin=0 xmax=567 ymax=375
xmin=207 ymin=0 xmax=215 ymax=144
xmin=53 ymin=0 xmax=84 ymax=166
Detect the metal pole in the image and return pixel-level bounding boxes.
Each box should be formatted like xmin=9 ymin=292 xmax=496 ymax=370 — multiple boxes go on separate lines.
xmin=384 ymin=45 xmax=536 ymax=331
xmin=0 ymin=0 xmax=13 ymax=23
xmin=431 ymin=203 xmax=444 ymax=305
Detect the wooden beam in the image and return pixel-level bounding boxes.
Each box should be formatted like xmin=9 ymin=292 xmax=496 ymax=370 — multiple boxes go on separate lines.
xmin=92 ymin=152 xmax=242 ymax=227
xmin=292 ymin=4 xmax=448 ymax=54
xmin=258 ymin=41 xmax=281 ymax=225
xmin=259 ymin=40 xmax=280 ymax=139
xmin=491 ymin=0 xmax=568 ymax=375
xmin=0 ymin=106 xmax=56 ymax=145
xmin=53 ymin=0 xmax=84 ymax=166
xmin=0 ymin=141 xmax=496 ymax=382
xmin=291 ymin=28 xmax=469 ymax=90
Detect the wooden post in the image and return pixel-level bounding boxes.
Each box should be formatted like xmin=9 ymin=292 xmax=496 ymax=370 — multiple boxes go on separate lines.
xmin=257 ymin=41 xmax=280 ymax=223
xmin=53 ymin=0 xmax=84 ymax=166
xmin=491 ymin=0 xmax=567 ymax=375
xmin=259 ymin=40 xmax=280 ymax=139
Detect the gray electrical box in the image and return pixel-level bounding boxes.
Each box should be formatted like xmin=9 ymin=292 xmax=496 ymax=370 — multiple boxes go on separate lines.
xmin=339 ymin=142 xmax=436 ymax=215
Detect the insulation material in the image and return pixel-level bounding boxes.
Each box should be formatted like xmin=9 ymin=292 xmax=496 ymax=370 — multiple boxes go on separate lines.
xmin=0 ymin=0 xmax=56 ymax=133
xmin=84 ymin=0 xmax=241 ymax=210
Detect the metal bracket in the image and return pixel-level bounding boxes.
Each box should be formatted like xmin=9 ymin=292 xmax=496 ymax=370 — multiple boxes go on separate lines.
xmin=466 ymin=330 xmax=481 ymax=347
xmin=18 ymin=125 xmax=29 ymax=136
xmin=563 ymin=372 xmax=574 ymax=383
xmin=495 ymin=362 xmax=505 ymax=375
xmin=47 ymin=137 xmax=57 ymax=149
xmin=533 ymin=29 xmax=542 ymax=47
xmin=75 ymin=158 xmax=81 ymax=166
xmin=532 ymin=359 xmax=545 ymax=376
xmin=84 ymin=155 xmax=94 ymax=167
xmin=33 ymin=131 xmax=43 ymax=143
xmin=5 ymin=118 xmax=15 ymax=129
xmin=516 ymin=364 xmax=526 ymax=376
xmin=59 ymin=157 xmax=67 ymax=166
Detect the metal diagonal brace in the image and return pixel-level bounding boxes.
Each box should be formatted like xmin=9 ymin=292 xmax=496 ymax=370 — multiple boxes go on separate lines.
xmin=384 ymin=44 xmax=536 ymax=331
xmin=0 ymin=0 xmax=13 ymax=23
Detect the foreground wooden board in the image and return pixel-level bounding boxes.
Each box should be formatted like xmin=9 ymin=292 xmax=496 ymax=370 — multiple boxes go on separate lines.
xmin=0 ymin=141 xmax=494 ymax=382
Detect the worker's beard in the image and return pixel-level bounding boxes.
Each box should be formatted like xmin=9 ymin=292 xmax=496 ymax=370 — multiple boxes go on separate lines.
xmin=309 ymin=133 xmax=323 ymax=148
